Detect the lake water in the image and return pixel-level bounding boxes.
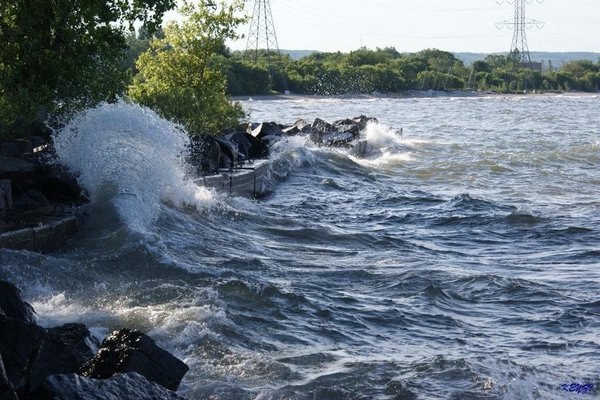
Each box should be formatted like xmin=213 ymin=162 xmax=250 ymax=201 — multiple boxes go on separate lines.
xmin=1 ymin=94 xmax=599 ymax=399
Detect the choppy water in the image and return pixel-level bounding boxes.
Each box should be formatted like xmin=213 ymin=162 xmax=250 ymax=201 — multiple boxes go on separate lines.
xmin=1 ymin=94 xmax=599 ymax=399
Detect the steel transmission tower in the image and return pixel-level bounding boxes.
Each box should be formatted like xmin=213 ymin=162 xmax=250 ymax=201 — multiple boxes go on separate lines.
xmin=496 ymin=0 xmax=545 ymax=64
xmin=245 ymin=0 xmax=280 ymax=63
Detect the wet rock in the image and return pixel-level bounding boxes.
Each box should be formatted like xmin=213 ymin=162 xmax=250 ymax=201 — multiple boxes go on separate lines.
xmin=352 ymin=115 xmax=378 ymax=131
xmin=0 ymin=280 xmax=36 ymax=323
xmin=0 ymin=318 xmax=47 ymax=393
xmin=216 ymin=139 xmax=237 ymax=169
xmin=311 ymin=118 xmax=335 ymax=134
xmin=249 ymin=122 xmax=283 ymax=139
xmin=0 ymin=318 xmax=96 ymax=395
xmin=29 ymin=323 xmax=97 ymax=391
xmin=79 ymin=329 xmax=189 ymax=391
xmin=322 ymin=132 xmax=355 ymax=147
xmin=333 ymin=119 xmax=361 ymax=138
xmin=0 ymin=354 xmax=18 ymax=400
xmin=189 ymin=135 xmax=221 ymax=174
xmin=245 ymin=132 xmax=269 ymax=159
xmin=223 ymin=129 xmax=252 ymax=161
xmin=283 ymin=119 xmax=311 ymax=136
xmin=34 ymin=372 xmax=185 ymax=400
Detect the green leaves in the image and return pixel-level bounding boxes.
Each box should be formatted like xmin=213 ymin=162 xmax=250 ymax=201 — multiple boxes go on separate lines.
xmin=0 ymin=0 xmax=175 ymax=138
xmin=128 ymin=0 xmax=246 ymax=136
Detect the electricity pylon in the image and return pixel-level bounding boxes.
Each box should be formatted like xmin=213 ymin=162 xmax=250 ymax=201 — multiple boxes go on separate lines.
xmin=496 ymin=0 xmax=545 ymax=64
xmin=245 ymin=0 xmax=280 ymax=64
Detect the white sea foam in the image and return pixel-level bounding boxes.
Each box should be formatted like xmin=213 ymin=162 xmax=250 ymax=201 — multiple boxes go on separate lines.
xmin=53 ymin=101 xmax=216 ymax=233
xmin=349 ymin=122 xmax=414 ymax=167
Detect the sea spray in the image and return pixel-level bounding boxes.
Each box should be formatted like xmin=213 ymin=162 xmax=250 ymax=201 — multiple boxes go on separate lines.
xmin=53 ymin=101 xmax=216 ymax=233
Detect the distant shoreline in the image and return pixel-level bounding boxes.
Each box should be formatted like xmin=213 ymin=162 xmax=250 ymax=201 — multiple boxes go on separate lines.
xmin=232 ymin=90 xmax=599 ymax=101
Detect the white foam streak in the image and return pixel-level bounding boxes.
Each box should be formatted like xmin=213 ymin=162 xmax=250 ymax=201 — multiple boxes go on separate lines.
xmin=53 ymin=101 xmax=216 ymax=233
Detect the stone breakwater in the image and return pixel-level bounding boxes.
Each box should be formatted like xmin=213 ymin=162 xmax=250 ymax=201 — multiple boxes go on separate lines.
xmin=0 ymin=279 xmax=189 ymax=400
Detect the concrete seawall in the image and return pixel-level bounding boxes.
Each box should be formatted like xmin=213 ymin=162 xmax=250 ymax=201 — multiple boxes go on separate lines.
xmin=0 ymin=215 xmax=79 ymax=252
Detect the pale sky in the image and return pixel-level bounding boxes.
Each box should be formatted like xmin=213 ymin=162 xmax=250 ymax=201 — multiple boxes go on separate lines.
xmin=225 ymin=0 xmax=600 ymax=53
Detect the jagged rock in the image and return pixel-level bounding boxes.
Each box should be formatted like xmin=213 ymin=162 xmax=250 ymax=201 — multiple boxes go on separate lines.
xmin=223 ymin=130 xmax=252 ymax=161
xmin=283 ymin=119 xmax=311 ymax=136
xmin=34 ymin=372 xmax=185 ymax=400
xmin=0 ymin=318 xmax=96 ymax=395
xmin=249 ymin=122 xmax=283 ymax=139
xmin=29 ymin=323 xmax=97 ymax=391
xmin=79 ymin=329 xmax=189 ymax=392
xmin=189 ymin=135 xmax=221 ymax=174
xmin=311 ymin=118 xmax=335 ymax=134
xmin=0 ymin=317 xmax=47 ymax=393
xmin=333 ymin=119 xmax=361 ymax=138
xmin=323 ymin=132 xmax=355 ymax=147
xmin=0 ymin=280 xmax=36 ymax=323
xmin=352 ymin=115 xmax=378 ymax=131
xmin=0 ymin=354 xmax=18 ymax=400
xmin=216 ymin=139 xmax=237 ymax=169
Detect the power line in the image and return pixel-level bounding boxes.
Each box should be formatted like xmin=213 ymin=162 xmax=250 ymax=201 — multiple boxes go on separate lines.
xmin=496 ymin=0 xmax=545 ymax=64
xmin=245 ymin=0 xmax=280 ymax=64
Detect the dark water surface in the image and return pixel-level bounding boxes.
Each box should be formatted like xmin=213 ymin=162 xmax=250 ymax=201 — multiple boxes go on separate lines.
xmin=1 ymin=95 xmax=599 ymax=399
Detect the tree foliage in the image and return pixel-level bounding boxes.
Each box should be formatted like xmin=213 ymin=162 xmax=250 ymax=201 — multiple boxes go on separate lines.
xmin=223 ymin=48 xmax=600 ymax=96
xmin=128 ymin=0 xmax=246 ymax=135
xmin=0 ymin=0 xmax=174 ymax=137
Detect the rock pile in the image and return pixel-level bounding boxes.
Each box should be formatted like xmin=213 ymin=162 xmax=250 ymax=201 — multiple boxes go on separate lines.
xmin=188 ymin=115 xmax=377 ymax=174
xmin=0 ymin=280 xmax=189 ymax=400
xmin=0 ymin=137 xmax=84 ymax=213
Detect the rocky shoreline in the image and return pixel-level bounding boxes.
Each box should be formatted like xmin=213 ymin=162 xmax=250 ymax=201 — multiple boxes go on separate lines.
xmin=1 ymin=114 xmax=376 ymax=251
xmin=0 ymin=280 xmax=189 ymax=400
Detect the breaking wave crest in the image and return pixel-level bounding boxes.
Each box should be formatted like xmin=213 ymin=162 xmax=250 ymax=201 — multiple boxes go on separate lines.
xmin=53 ymin=101 xmax=216 ymax=233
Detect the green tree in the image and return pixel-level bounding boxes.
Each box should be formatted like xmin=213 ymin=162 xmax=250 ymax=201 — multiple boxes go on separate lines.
xmin=0 ymin=0 xmax=174 ymax=138
xmin=129 ymin=0 xmax=246 ymax=135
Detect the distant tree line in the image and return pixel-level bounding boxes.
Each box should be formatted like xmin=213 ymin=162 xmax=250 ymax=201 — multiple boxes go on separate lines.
xmin=214 ymin=47 xmax=600 ymax=96
xmin=1 ymin=0 xmax=599 ymax=141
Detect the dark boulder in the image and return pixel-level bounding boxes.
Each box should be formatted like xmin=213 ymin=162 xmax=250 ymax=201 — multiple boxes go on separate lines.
xmin=352 ymin=115 xmax=378 ymax=131
xmin=0 ymin=317 xmax=47 ymax=394
xmin=222 ymin=130 xmax=252 ymax=161
xmin=13 ymin=189 xmax=49 ymax=211
xmin=249 ymin=122 xmax=283 ymax=139
xmin=0 ymin=354 xmax=18 ymax=400
xmin=323 ymin=132 xmax=355 ymax=148
xmin=282 ymin=119 xmax=312 ymax=136
xmin=215 ymin=139 xmax=237 ymax=169
xmin=333 ymin=119 xmax=361 ymax=138
xmin=244 ymin=131 xmax=269 ymax=159
xmin=189 ymin=135 xmax=221 ymax=174
xmin=0 ymin=280 xmax=36 ymax=323
xmin=0 ymin=318 xmax=96 ymax=395
xmin=79 ymin=329 xmax=189 ymax=392
xmin=34 ymin=372 xmax=185 ymax=400
xmin=311 ymin=118 xmax=335 ymax=134
xmin=29 ymin=323 xmax=97 ymax=391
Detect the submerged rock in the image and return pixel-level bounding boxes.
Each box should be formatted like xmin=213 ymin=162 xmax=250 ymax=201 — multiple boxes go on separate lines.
xmin=79 ymin=328 xmax=189 ymax=391
xmin=34 ymin=372 xmax=185 ymax=400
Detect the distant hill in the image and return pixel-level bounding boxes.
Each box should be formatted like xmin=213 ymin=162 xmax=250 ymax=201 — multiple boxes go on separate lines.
xmin=455 ymin=52 xmax=600 ymax=67
xmin=281 ymin=50 xmax=318 ymax=60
